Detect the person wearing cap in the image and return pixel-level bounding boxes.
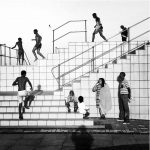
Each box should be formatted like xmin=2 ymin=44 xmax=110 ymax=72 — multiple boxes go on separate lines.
xmin=92 ymin=13 xmax=108 ymax=42
xmin=120 ymin=25 xmax=128 ymax=42
xmin=117 ymin=72 xmax=131 ymax=124
xmin=32 ymin=29 xmax=45 ymax=61
xmin=12 ymin=38 xmax=25 ymax=65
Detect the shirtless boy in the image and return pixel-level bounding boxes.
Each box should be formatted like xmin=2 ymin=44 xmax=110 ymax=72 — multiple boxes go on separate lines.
xmin=32 ymin=29 xmax=45 ymax=61
xmin=12 ymin=70 xmax=33 ymax=120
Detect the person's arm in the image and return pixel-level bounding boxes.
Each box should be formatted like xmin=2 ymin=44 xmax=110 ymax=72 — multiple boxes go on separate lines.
xmin=11 ymin=43 xmax=17 ymax=49
xmin=92 ymin=82 xmax=98 ymax=92
xmin=27 ymin=78 xmax=33 ymax=91
xmin=12 ymin=78 xmax=18 ymax=86
xmin=127 ymin=87 xmax=131 ymax=99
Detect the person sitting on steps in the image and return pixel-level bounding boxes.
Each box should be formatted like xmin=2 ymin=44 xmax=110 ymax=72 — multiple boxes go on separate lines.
xmin=78 ymin=96 xmax=90 ymax=119
xmin=65 ymin=90 xmax=78 ymax=113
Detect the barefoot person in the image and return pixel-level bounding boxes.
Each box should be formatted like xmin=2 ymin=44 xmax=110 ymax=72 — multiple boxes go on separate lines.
xmin=12 ymin=70 xmax=33 ymax=120
xmin=92 ymin=13 xmax=108 ymax=42
xmin=12 ymin=38 xmax=25 ymax=65
xmin=92 ymin=78 xmax=112 ymax=119
xmin=32 ymin=29 xmax=45 ymax=61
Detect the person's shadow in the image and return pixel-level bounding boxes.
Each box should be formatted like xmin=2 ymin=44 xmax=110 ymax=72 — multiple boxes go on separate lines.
xmin=71 ymin=125 xmax=94 ymax=150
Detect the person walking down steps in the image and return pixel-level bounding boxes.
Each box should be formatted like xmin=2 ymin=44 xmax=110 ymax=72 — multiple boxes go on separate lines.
xmin=12 ymin=70 xmax=33 ymax=120
xmin=32 ymin=29 xmax=45 ymax=61
xmin=92 ymin=13 xmax=108 ymax=42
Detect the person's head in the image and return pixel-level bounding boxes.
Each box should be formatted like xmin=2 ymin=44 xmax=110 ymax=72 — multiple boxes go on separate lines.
xmin=21 ymin=70 xmax=26 ymax=77
xmin=92 ymin=13 xmax=97 ymax=18
xmin=120 ymin=25 xmax=125 ymax=29
xmin=78 ymin=96 xmax=84 ymax=103
xmin=69 ymin=90 xmax=74 ymax=96
xmin=98 ymin=78 xmax=105 ymax=87
xmin=18 ymin=38 xmax=22 ymax=42
xmin=119 ymin=72 xmax=126 ymax=81
xmin=33 ymin=29 xmax=38 ymax=34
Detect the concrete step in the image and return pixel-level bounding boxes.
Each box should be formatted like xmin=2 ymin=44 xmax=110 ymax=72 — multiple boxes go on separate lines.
xmin=0 ymin=118 xmax=93 ymax=126
xmin=0 ymin=106 xmax=68 ymax=113
xmin=0 ymin=100 xmax=65 ymax=107
xmin=0 ymin=112 xmax=83 ymax=119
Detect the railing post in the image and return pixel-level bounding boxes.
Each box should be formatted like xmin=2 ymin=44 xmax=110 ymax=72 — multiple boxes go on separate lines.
xmin=4 ymin=45 xmax=6 ymax=66
xmin=128 ymin=27 xmax=131 ymax=51
xmin=85 ymin=20 xmax=87 ymax=42
xmin=58 ymin=64 xmax=61 ymax=89
xmin=91 ymin=46 xmax=95 ymax=72
xmin=9 ymin=47 xmax=11 ymax=66
xmin=0 ymin=45 xmax=2 ymax=66
xmin=53 ymin=30 xmax=55 ymax=54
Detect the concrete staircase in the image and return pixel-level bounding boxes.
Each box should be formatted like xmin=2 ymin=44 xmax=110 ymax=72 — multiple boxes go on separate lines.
xmin=0 ymin=41 xmax=149 ymax=127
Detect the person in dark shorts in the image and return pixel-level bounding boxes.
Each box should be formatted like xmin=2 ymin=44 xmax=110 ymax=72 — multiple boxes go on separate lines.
xmin=120 ymin=25 xmax=128 ymax=42
xmin=12 ymin=70 xmax=33 ymax=120
xmin=12 ymin=38 xmax=25 ymax=65
xmin=92 ymin=13 xmax=108 ymax=42
xmin=32 ymin=29 xmax=45 ymax=61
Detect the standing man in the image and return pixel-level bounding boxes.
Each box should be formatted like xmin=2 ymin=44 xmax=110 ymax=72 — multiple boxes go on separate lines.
xmin=92 ymin=13 xmax=108 ymax=42
xmin=32 ymin=29 xmax=45 ymax=61
xmin=120 ymin=25 xmax=128 ymax=42
xmin=12 ymin=38 xmax=25 ymax=65
xmin=117 ymin=72 xmax=131 ymax=124
xmin=12 ymin=70 xmax=33 ymax=120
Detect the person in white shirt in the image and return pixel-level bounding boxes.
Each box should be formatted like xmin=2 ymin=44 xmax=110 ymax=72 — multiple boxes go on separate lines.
xmin=78 ymin=96 xmax=90 ymax=119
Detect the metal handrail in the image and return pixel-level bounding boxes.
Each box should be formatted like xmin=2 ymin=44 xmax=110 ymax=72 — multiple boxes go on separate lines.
xmin=54 ymin=31 xmax=86 ymax=42
xmin=0 ymin=45 xmax=31 ymax=65
xmin=52 ymin=20 xmax=87 ymax=53
xmin=58 ymin=31 xmax=149 ymax=79
xmin=51 ymin=17 xmax=150 ymax=88
xmin=65 ymin=41 xmax=148 ymax=86
xmin=5 ymin=45 xmax=31 ymax=65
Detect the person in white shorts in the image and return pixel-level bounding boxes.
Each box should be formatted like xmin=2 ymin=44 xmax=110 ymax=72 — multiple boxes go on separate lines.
xmin=12 ymin=70 xmax=33 ymax=120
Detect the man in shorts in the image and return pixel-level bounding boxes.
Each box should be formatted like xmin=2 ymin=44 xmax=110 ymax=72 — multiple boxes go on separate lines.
xmin=92 ymin=13 xmax=108 ymax=42
xmin=12 ymin=70 xmax=33 ymax=120
xmin=32 ymin=29 xmax=45 ymax=61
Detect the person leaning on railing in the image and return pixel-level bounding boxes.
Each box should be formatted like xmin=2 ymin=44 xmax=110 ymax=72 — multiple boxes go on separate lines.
xmin=12 ymin=38 xmax=25 ymax=65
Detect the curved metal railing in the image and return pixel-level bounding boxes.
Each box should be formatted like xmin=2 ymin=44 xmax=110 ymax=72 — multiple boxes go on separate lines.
xmin=52 ymin=20 xmax=87 ymax=53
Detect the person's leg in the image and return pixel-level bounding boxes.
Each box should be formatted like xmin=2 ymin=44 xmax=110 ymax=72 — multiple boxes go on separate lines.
xmin=118 ymin=95 xmax=125 ymax=120
xmin=84 ymin=110 xmax=90 ymax=118
xmin=24 ymin=96 xmax=29 ymax=109
xmin=22 ymin=52 xmax=24 ymax=65
xmin=99 ymin=104 xmax=106 ymax=119
xmin=28 ymin=95 xmax=35 ymax=107
xmin=18 ymin=54 xmax=21 ymax=65
xmin=74 ymin=102 xmax=78 ymax=112
xmin=92 ymin=30 xmax=97 ymax=42
xmin=66 ymin=102 xmax=71 ymax=112
xmin=122 ymin=94 xmax=130 ymax=122
xmin=32 ymin=46 xmax=38 ymax=61
xmin=99 ymin=31 xmax=107 ymax=41
xmin=37 ymin=48 xmax=45 ymax=59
